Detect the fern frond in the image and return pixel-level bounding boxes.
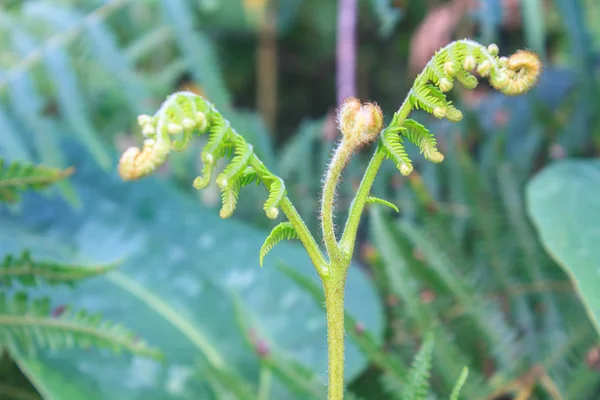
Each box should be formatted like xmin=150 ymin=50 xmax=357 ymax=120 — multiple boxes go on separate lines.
xmin=119 ymin=92 xmax=290 ymax=221
xmin=401 ymin=333 xmax=434 ymax=400
xmin=0 ymin=159 xmax=74 ymax=203
xmin=0 ymin=251 xmax=118 ymax=287
xmin=365 ymin=196 xmax=399 ymax=212
xmin=378 ymin=40 xmax=541 ymax=175
xmin=0 ymin=292 xmax=161 ymax=359
xmin=402 ymin=119 xmax=444 ymax=163
xmin=449 ymin=367 xmax=469 ymax=400
xmin=380 ymin=129 xmax=413 ymax=176
xmin=260 ymin=223 xmax=299 ymax=267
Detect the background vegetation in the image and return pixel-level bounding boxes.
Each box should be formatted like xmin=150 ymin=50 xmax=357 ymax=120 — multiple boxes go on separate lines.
xmin=1 ymin=0 xmax=600 ymax=399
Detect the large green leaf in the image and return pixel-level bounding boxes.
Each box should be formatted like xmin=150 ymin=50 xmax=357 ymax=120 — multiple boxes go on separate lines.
xmin=0 ymin=144 xmax=384 ymax=399
xmin=526 ymin=159 xmax=600 ymax=336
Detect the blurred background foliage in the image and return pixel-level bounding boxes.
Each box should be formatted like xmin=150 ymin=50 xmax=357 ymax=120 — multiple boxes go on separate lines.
xmin=1 ymin=0 xmax=600 ymax=399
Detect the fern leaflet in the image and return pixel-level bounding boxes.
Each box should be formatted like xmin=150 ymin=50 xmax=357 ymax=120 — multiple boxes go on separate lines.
xmin=259 ymin=223 xmax=299 ymax=267
xmin=0 ymin=251 xmax=119 ymax=287
xmin=0 ymin=159 xmax=74 ymax=203
xmin=365 ymin=196 xmax=399 ymax=213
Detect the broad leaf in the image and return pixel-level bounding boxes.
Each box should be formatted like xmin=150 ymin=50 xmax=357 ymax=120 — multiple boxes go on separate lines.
xmin=526 ymin=160 xmax=600 ymax=336
xmin=0 ymin=144 xmax=384 ymax=399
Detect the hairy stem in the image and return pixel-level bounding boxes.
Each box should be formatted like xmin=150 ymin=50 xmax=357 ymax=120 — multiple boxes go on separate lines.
xmin=323 ymin=270 xmax=347 ymax=400
xmin=321 ymin=139 xmax=353 ymax=264
xmin=340 ymin=98 xmax=412 ymax=255
xmin=340 ymin=150 xmax=384 ymax=256
xmin=281 ymin=197 xmax=328 ymax=276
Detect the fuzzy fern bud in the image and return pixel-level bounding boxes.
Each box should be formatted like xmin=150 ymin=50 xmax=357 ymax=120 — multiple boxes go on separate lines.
xmin=439 ymin=78 xmax=453 ymax=92
xmin=167 ymin=123 xmax=182 ymax=135
xmin=433 ymin=107 xmax=446 ymax=119
xmin=337 ymin=97 xmax=383 ymax=148
xmin=142 ymin=124 xmax=155 ymax=136
xmin=444 ymin=61 xmax=457 ymax=76
xmin=463 ymin=55 xmax=476 ymax=71
xmin=477 ymin=60 xmax=491 ymax=77
xmin=487 ymin=43 xmax=499 ymax=56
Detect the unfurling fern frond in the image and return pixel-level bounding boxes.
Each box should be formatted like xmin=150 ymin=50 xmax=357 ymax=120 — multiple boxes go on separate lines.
xmin=365 ymin=196 xmax=399 ymax=213
xmin=0 ymin=292 xmax=162 ymax=359
xmin=118 ymin=92 xmax=287 ymax=219
xmin=378 ymin=40 xmax=541 ymax=175
xmin=260 ymin=222 xmax=299 ymax=267
xmin=0 ymin=251 xmax=118 ymax=287
xmin=0 ymin=158 xmax=74 ymax=203
xmin=401 ymin=333 xmax=434 ymax=400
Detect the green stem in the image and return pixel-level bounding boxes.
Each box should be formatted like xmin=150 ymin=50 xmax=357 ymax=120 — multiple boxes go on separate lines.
xmin=250 ymin=156 xmax=328 ymax=277
xmin=339 ymin=150 xmax=385 ymax=256
xmin=340 ymin=98 xmax=413 ymax=256
xmin=323 ymin=269 xmax=347 ymax=400
xmin=321 ymin=140 xmax=353 ymax=263
xmin=258 ymin=364 xmax=272 ymax=400
xmin=280 ymin=197 xmax=328 ymax=277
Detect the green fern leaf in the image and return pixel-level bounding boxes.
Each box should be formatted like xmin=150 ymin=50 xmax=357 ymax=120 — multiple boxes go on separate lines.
xmin=260 ymin=223 xmax=299 ymax=267
xmin=0 ymin=159 xmax=74 ymax=203
xmin=216 ymin=136 xmax=253 ymax=189
xmin=402 ymin=119 xmax=444 ymax=163
xmin=0 ymin=251 xmax=118 ymax=288
xmin=380 ymin=130 xmax=413 ymax=176
xmin=449 ymin=367 xmax=469 ymax=400
xmin=365 ymin=196 xmax=399 ymax=212
xmin=219 ymin=178 xmax=242 ymax=219
xmin=0 ymin=292 xmax=162 ymax=359
xmin=263 ymin=176 xmax=286 ymax=219
xmin=401 ymin=333 xmax=434 ymax=400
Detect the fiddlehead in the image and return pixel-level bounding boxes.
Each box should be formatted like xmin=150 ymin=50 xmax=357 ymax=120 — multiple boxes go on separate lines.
xmin=118 ymin=92 xmax=328 ymax=276
xmin=118 ymin=92 xmax=287 ymax=220
xmin=377 ymin=39 xmax=541 ymax=176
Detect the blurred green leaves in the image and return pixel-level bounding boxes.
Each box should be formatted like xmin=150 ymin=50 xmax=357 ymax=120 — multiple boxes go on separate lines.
xmin=527 ymin=160 xmax=600 ymax=337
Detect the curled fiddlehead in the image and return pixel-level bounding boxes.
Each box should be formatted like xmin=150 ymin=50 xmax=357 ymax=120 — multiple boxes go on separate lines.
xmin=378 ymin=39 xmax=542 ymax=176
xmin=118 ymin=92 xmax=286 ymax=220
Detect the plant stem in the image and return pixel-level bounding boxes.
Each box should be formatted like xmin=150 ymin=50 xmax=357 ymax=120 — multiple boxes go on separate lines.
xmin=339 ymin=150 xmax=385 ymax=256
xmin=323 ymin=270 xmax=347 ymax=400
xmin=250 ymin=156 xmax=328 ymax=277
xmin=321 ymin=140 xmax=353 ymax=263
xmin=258 ymin=364 xmax=272 ymax=400
xmin=280 ymin=197 xmax=328 ymax=277
xmin=340 ymin=97 xmax=412 ymax=255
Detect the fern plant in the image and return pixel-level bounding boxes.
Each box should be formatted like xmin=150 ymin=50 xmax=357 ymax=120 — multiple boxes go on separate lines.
xmin=117 ymin=39 xmax=541 ymax=399
xmin=0 ymin=158 xmax=161 ymax=398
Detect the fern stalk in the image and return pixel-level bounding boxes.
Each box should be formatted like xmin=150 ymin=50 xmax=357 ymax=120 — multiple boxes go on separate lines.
xmin=117 ymin=40 xmax=541 ymax=399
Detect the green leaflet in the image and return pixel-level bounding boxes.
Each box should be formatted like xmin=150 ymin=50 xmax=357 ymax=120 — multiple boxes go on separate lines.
xmin=0 ymin=159 xmax=74 ymax=204
xmin=380 ymin=130 xmax=413 ymax=176
xmin=365 ymin=196 xmax=399 ymax=213
xmin=260 ymin=222 xmax=299 ymax=267
xmin=0 ymin=251 xmax=119 ymax=287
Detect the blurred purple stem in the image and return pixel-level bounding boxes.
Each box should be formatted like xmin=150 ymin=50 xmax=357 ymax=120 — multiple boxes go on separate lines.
xmin=337 ymin=0 xmax=357 ymax=102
